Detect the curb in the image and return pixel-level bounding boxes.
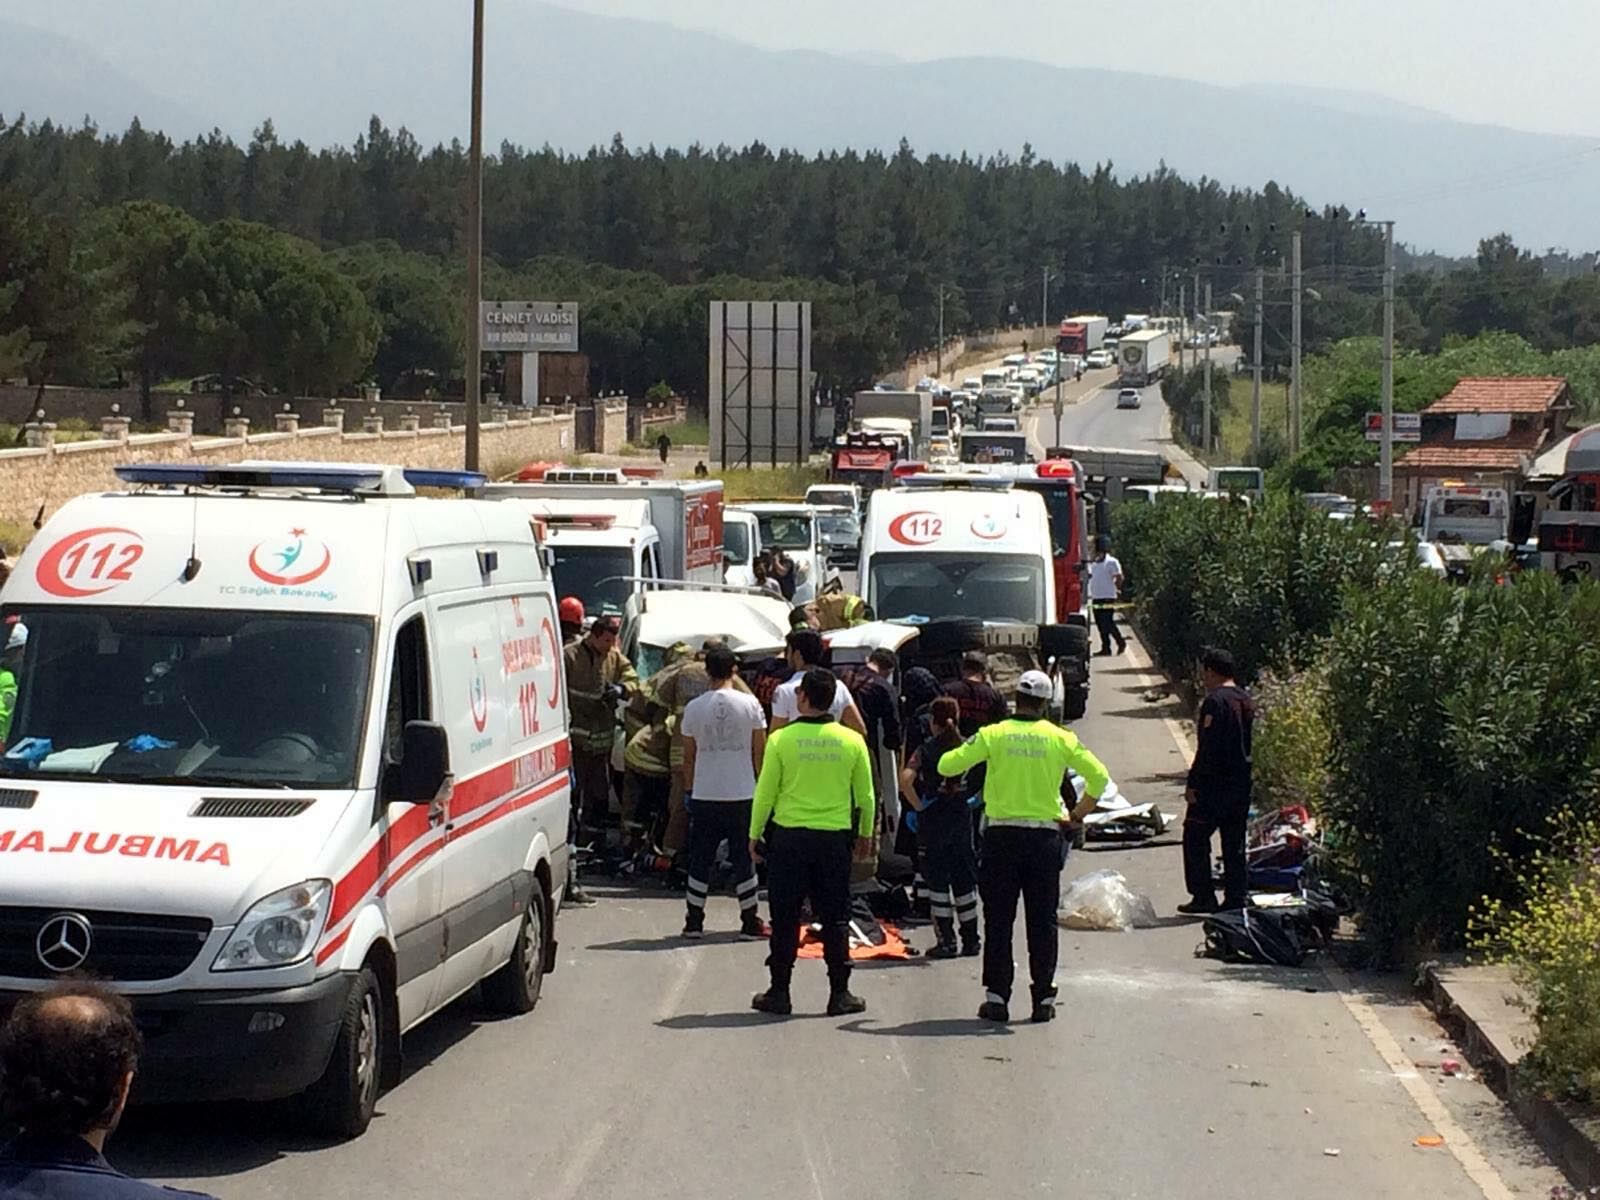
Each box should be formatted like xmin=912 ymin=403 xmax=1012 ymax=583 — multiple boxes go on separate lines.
xmin=1420 ymin=961 xmax=1600 ymax=1188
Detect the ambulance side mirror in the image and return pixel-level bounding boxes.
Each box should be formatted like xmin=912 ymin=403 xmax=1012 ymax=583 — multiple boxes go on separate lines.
xmin=392 ymin=721 xmax=451 ymax=804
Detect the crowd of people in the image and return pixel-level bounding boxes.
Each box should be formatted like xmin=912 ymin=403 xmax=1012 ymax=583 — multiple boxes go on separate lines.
xmin=0 ymin=577 xmax=1254 ymax=1193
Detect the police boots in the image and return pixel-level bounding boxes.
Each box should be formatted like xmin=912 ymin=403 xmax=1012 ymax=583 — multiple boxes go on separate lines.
xmin=927 ymin=918 xmax=961 ymax=959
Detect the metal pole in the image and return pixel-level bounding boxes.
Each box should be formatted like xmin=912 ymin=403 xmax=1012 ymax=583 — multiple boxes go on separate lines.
xmin=463 ymin=0 xmax=485 ymax=472
xmin=1290 ymin=230 xmax=1303 ymax=457
xmin=1202 ymin=281 xmax=1212 ymax=453
xmin=1252 ymin=266 xmax=1264 ymax=463
xmin=1380 ymin=220 xmax=1396 ymax=503
xmin=936 ymin=286 xmax=945 ymax=379
xmin=1041 ymin=267 xmax=1049 ymax=329
xmin=1178 ymin=284 xmax=1186 ymax=373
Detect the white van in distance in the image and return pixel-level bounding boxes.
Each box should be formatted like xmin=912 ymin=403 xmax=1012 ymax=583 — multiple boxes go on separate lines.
xmin=0 ymin=463 xmax=570 ymax=1137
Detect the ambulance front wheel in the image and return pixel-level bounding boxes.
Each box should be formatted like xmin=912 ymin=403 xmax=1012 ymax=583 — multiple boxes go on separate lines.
xmin=304 ymin=964 xmax=385 ymax=1138
xmin=481 ymin=877 xmax=549 ymax=1015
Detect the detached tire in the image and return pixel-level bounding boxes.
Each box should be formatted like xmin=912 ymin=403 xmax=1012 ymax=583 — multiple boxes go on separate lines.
xmin=918 ymin=617 xmax=986 ymax=657
xmin=304 ymin=964 xmax=384 ymax=1139
xmin=1039 ymin=623 xmax=1090 ymax=660
xmin=481 ymin=878 xmax=549 ymax=1015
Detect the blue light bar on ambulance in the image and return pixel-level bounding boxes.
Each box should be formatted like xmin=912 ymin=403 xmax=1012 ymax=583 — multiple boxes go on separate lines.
xmin=401 ymin=468 xmax=487 ymax=490
xmin=893 ymin=473 xmax=1012 ymax=491
xmin=115 ymin=463 xmax=389 ymax=490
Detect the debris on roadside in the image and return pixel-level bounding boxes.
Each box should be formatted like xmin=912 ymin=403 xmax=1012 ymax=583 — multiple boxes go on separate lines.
xmin=1057 ymin=869 xmax=1159 ymax=931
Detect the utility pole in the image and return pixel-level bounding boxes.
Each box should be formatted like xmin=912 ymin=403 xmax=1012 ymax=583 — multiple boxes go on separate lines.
xmin=936 ymin=286 xmax=945 ymax=379
xmin=1252 ymin=266 xmax=1264 ymax=463
xmin=463 ymin=0 xmax=485 ymax=472
xmin=1202 ymin=280 xmax=1213 ymax=453
xmin=1178 ymin=283 xmax=1186 ymax=373
xmin=1380 ymin=220 xmax=1396 ymax=504
xmin=1041 ymin=267 xmax=1050 ymax=329
xmin=1290 ymin=230 xmax=1303 ymax=457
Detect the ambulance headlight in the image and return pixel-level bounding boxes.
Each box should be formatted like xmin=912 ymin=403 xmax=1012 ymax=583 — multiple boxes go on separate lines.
xmin=214 ymin=880 xmax=332 ymax=971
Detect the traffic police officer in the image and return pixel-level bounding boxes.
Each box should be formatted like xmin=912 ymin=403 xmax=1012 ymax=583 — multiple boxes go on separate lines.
xmin=939 ymin=670 xmax=1110 ymax=1024
xmin=749 ymin=668 xmax=876 ymax=1018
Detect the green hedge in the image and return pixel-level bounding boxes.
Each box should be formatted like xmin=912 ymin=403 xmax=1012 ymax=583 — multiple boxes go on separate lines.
xmin=1322 ymin=572 xmax=1600 ymax=957
xmin=1112 ymin=495 xmax=1393 ymax=684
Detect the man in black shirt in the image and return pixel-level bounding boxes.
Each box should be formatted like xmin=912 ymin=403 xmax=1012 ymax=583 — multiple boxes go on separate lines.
xmin=941 ymin=654 xmax=1009 ymax=737
xmin=1179 ymin=647 xmax=1256 ymax=914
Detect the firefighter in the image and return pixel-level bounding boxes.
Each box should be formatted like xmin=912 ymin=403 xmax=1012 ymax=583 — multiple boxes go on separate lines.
xmin=562 ymin=614 xmax=638 ymax=904
xmin=938 ymin=670 xmax=1108 ymax=1024
xmin=749 ymin=668 xmax=875 ymax=1018
xmin=900 ymin=696 xmax=979 ymax=959
xmin=558 ymin=595 xmax=586 ymax=645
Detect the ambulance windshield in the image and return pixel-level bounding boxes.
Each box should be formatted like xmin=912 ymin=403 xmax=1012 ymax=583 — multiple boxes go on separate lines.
xmin=546 ymin=545 xmax=634 ymax=616
xmin=869 ymin=553 xmax=1045 ymax=624
xmin=0 ymin=607 xmax=373 ymax=789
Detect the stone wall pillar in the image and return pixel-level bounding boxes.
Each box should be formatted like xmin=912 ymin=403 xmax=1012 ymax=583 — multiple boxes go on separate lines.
xmin=100 ymin=414 xmax=131 ymax=441
xmin=274 ymin=410 xmax=301 ymax=433
xmin=222 ymin=413 xmax=251 ymax=439
xmin=361 ymin=410 xmax=385 ymax=434
xmin=434 ymin=406 xmax=454 ymax=431
xmin=23 ymin=420 xmax=56 ymax=448
xmin=322 ymin=406 xmax=345 ymax=432
xmin=167 ymin=408 xmax=194 ymax=435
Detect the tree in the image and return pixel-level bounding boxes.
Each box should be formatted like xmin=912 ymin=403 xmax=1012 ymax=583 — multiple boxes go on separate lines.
xmin=332 ymin=243 xmax=460 ymax=391
xmin=90 ymin=200 xmax=204 ymax=418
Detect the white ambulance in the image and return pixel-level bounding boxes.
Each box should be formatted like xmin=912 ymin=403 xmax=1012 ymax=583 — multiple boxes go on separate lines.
xmin=0 ymin=462 xmax=571 ymax=1137
xmin=859 ymin=477 xmax=1057 ymax=627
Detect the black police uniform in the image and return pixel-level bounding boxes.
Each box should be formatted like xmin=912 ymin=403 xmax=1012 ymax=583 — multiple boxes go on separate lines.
xmin=1182 ymin=681 xmax=1256 ymax=908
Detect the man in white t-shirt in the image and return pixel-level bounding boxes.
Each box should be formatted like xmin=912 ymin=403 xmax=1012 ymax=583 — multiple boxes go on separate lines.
xmin=1087 ymin=536 xmax=1127 ymax=656
xmin=769 ymin=629 xmax=867 ymax=735
xmin=680 ymin=645 xmax=770 ymax=938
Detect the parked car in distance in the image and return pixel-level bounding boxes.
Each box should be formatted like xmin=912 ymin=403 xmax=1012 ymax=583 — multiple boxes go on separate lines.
xmin=961 ymin=377 xmax=983 ymax=393
xmin=1085 ymin=349 xmax=1114 ymax=370
xmin=1116 ymin=388 xmax=1142 ymax=409
xmin=1002 ymin=353 xmax=1029 ymax=370
xmin=816 ymin=507 xmax=862 ymax=567
xmin=1302 ymin=492 xmax=1357 ymax=517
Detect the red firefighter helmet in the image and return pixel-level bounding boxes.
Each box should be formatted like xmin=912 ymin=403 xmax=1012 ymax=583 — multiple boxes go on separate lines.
xmin=558 ymin=596 xmax=586 ymax=627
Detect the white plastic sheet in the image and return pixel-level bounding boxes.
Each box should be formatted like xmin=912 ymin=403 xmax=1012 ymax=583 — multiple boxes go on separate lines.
xmin=1057 ymin=869 xmax=1160 ymax=931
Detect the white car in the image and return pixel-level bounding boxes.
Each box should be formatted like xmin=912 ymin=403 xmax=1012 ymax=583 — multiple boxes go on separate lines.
xmin=1001 ymin=353 xmax=1029 ymax=370
xmin=1117 ymin=388 xmax=1142 ymax=409
xmin=722 ymin=508 xmax=761 ymax=588
xmin=1086 ymin=349 xmax=1114 ymax=369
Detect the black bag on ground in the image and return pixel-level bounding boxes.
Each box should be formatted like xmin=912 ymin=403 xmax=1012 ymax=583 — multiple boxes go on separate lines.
xmin=1201 ymin=906 xmax=1308 ymax=967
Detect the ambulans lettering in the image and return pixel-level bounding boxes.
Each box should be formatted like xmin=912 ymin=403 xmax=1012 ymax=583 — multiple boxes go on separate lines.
xmin=0 ymin=829 xmax=231 ymax=865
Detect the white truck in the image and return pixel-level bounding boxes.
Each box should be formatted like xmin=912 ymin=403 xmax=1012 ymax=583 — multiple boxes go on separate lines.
xmin=485 ymin=470 xmax=724 ymax=615
xmin=1421 ymin=484 xmax=1510 ymax=578
xmin=1117 ymin=329 xmax=1171 ymax=387
xmin=853 ymin=390 xmax=935 ymax=460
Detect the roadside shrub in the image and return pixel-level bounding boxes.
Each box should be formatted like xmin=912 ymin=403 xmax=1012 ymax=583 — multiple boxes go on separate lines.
xmin=1322 ymin=572 xmax=1600 ymax=958
xmin=1112 ymin=494 xmax=1392 ymax=683
xmin=1251 ymin=664 xmax=1332 ymax=815
xmin=1471 ymin=811 xmax=1600 ymax=1103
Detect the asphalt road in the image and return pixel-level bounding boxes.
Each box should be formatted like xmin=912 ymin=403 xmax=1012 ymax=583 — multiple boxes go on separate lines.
xmin=114 ymin=633 xmax=1564 ymax=1200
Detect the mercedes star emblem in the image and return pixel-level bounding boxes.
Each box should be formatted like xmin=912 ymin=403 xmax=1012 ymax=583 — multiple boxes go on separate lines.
xmin=35 ymin=913 xmax=93 ymax=973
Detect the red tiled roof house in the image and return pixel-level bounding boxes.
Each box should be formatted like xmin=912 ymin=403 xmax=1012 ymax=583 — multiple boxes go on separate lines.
xmin=1396 ymin=376 xmax=1570 ymax=512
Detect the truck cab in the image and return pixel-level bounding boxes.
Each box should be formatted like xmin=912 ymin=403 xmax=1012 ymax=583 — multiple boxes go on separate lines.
xmin=728 ymin=502 xmax=830 ymax=603
xmin=485 ymin=470 xmax=725 ymax=615
xmin=721 ymin=509 xmax=761 ymax=588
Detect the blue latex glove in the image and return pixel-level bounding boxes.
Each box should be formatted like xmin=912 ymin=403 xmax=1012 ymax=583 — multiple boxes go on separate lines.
xmin=124 ymin=734 xmax=178 ymax=753
xmin=3 ymin=737 xmax=52 ymax=766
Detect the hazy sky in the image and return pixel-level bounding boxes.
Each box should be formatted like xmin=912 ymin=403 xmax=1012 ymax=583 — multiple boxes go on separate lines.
xmin=549 ymin=0 xmax=1600 ymax=139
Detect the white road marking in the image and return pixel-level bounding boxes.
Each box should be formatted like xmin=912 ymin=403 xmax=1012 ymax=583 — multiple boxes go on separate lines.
xmin=1137 ymin=634 xmax=1516 ymax=1200
xmin=1324 ymin=960 xmax=1517 ymax=1200
xmin=548 ymin=1123 xmax=611 ymax=1200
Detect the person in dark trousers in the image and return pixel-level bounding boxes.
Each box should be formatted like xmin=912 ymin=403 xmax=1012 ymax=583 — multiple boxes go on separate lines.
xmin=749 ymin=668 xmax=875 ymax=1018
xmin=655 ymin=431 xmax=672 ymax=463
xmin=900 ymin=696 xmax=981 ymax=959
xmin=1087 ymin=536 xmax=1127 ymax=656
xmin=1179 ymin=647 xmax=1256 ymax=915
xmin=679 ymin=645 xmax=768 ymax=938
xmin=0 ymin=981 xmax=218 ymax=1199
xmin=939 ymin=670 xmax=1108 ymax=1024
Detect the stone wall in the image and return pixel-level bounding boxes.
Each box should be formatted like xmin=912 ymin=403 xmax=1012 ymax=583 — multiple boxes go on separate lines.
xmin=0 ymin=411 xmax=576 ymax=544
xmin=593 ymin=401 xmax=628 ymax=453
